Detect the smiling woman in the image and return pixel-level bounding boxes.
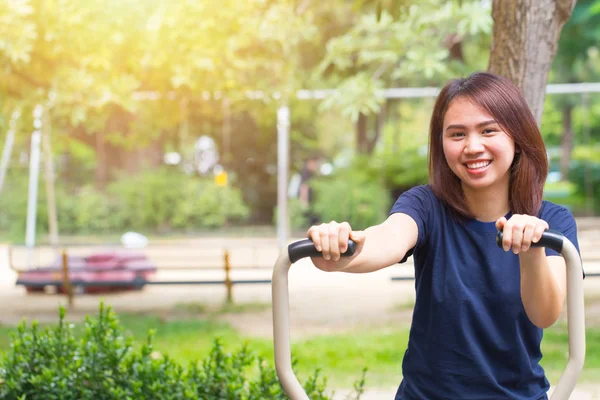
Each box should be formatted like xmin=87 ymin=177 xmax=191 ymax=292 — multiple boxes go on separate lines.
xmin=429 ymin=72 xmax=549 ymax=220
xmin=304 ymin=72 xmax=582 ymax=400
xmin=442 ymin=98 xmax=516 ymax=203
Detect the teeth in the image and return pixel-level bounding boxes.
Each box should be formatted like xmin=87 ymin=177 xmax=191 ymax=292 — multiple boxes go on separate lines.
xmin=466 ymin=161 xmax=490 ymax=169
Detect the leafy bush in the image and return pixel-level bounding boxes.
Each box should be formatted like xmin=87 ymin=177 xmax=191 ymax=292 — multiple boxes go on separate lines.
xmin=311 ymin=162 xmax=390 ymax=230
xmin=273 ymin=197 xmax=311 ymax=231
xmin=59 ymin=185 xmax=119 ymax=234
xmin=378 ymin=149 xmax=429 ymax=193
xmin=566 ymin=161 xmax=600 ymax=213
xmin=0 ymin=168 xmax=250 ymax=238
xmin=0 ymin=304 xmax=365 ymax=399
xmin=106 ymin=168 xmax=250 ymax=231
xmin=0 ymin=169 xmax=78 ymax=238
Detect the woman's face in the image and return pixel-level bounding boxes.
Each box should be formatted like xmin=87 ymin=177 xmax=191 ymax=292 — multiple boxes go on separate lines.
xmin=442 ymin=97 xmax=516 ymax=193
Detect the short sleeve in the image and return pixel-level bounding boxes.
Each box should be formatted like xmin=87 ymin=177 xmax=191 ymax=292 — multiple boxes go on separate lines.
xmin=543 ymin=205 xmax=580 ymax=258
xmin=389 ymin=185 xmax=433 ymax=262
xmin=541 ymin=203 xmax=584 ymax=278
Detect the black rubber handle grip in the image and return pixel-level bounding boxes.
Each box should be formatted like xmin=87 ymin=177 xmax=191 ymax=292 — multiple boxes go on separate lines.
xmin=288 ymin=239 xmax=357 ymax=263
xmin=496 ymin=229 xmax=564 ymax=254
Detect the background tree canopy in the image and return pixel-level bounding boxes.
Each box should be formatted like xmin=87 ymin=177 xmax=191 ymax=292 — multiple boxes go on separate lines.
xmin=0 ymin=0 xmax=599 ymax=238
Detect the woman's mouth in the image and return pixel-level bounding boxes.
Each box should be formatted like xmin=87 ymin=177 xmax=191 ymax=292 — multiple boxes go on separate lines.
xmin=466 ymin=161 xmax=491 ymax=169
xmin=465 ymin=160 xmax=491 ymax=174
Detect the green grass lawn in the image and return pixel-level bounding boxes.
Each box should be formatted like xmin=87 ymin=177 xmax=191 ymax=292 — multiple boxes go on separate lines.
xmin=0 ymin=312 xmax=598 ymax=389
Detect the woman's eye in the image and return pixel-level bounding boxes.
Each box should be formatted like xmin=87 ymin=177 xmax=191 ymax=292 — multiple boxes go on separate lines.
xmin=450 ymin=132 xmax=464 ymax=138
xmin=483 ymin=128 xmax=497 ymax=134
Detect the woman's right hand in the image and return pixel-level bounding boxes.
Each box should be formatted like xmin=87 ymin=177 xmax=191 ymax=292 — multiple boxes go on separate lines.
xmin=306 ymin=221 xmax=366 ymax=272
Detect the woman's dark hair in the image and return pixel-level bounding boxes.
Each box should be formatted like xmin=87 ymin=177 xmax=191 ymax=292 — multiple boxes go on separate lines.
xmin=428 ymin=71 xmax=548 ymax=218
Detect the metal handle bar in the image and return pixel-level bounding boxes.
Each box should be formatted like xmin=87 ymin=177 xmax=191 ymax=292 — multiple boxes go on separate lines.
xmin=272 ymin=239 xmax=356 ymax=400
xmin=272 ymin=232 xmax=584 ymax=400
xmin=496 ymin=229 xmax=585 ymax=399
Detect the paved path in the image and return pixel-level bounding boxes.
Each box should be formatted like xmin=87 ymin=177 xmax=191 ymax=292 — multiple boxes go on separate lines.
xmin=4 ymin=239 xmax=600 ymax=331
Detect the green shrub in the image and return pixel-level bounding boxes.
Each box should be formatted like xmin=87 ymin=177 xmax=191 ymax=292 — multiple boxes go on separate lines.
xmin=0 ymin=169 xmax=79 ymax=238
xmin=304 ymin=147 xmax=430 ymax=230
xmin=273 ymin=198 xmax=311 ymax=230
xmin=566 ymin=161 xmax=600 ymax=214
xmin=0 ymin=168 xmax=250 ymax=239
xmin=106 ymin=168 xmax=250 ymax=231
xmin=168 ymin=177 xmax=250 ymax=230
xmin=0 ymin=171 xmax=32 ymax=239
xmin=0 ymin=304 xmax=365 ymax=399
xmin=107 ymin=168 xmax=185 ymax=231
xmin=66 ymin=185 xmax=119 ymax=234
xmin=311 ymin=163 xmax=390 ymax=230
xmin=379 ymin=149 xmax=429 ymax=192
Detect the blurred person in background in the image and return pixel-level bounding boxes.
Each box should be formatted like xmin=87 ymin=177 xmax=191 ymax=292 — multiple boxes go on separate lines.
xmin=299 ymin=154 xmax=321 ymax=224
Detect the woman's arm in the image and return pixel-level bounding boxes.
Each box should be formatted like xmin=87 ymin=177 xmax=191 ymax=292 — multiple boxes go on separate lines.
xmin=519 ymin=250 xmax=566 ymax=328
xmin=307 ymin=212 xmax=419 ymax=274
xmin=497 ymin=215 xmax=567 ymax=328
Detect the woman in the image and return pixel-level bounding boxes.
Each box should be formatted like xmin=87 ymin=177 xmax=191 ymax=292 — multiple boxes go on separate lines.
xmin=307 ymin=72 xmax=581 ymax=399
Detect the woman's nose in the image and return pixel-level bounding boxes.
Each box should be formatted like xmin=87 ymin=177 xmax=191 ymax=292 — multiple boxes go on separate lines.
xmin=464 ymin=134 xmax=484 ymax=153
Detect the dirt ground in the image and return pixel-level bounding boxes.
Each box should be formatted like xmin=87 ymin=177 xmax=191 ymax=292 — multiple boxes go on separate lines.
xmin=2 ymin=233 xmax=600 ymax=399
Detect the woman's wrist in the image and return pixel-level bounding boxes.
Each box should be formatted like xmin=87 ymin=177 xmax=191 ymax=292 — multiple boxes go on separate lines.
xmin=518 ymin=246 xmax=546 ymax=268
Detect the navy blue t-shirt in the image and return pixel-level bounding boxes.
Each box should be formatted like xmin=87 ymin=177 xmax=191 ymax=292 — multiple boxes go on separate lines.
xmin=390 ymin=185 xmax=581 ymax=400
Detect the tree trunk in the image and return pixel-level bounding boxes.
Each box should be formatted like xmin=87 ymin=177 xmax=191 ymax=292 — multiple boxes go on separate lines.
xmin=95 ymin=130 xmax=109 ymax=189
xmin=42 ymin=109 xmax=59 ymax=246
xmin=222 ymin=97 xmax=232 ymax=166
xmin=368 ymin=100 xmax=387 ymax=154
xmin=356 ymin=103 xmax=387 ymax=155
xmin=357 ymin=112 xmax=368 ymax=154
xmin=488 ymin=0 xmax=576 ymax=125
xmin=560 ymin=104 xmax=574 ymax=180
xmin=129 ymin=135 xmax=165 ymax=172
xmin=0 ymin=109 xmax=19 ymax=195
xmin=103 ymin=105 xmax=137 ymax=176
xmin=444 ymin=33 xmax=465 ymax=62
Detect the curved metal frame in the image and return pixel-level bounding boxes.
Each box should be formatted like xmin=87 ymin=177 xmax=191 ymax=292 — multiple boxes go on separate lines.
xmin=272 ymin=234 xmax=585 ymax=400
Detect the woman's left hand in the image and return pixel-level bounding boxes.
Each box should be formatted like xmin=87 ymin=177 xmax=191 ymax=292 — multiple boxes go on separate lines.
xmin=496 ymin=215 xmax=549 ymax=254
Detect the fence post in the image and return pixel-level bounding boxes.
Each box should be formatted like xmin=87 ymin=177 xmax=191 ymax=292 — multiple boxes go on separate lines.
xmin=61 ymin=249 xmax=74 ymax=308
xmin=224 ymin=249 xmax=233 ymax=303
xmin=7 ymin=244 xmax=13 ymax=270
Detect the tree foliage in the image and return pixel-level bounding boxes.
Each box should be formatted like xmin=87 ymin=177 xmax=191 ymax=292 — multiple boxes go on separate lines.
xmin=317 ymin=0 xmax=492 ymax=120
xmin=0 ymin=0 xmax=595 ymax=225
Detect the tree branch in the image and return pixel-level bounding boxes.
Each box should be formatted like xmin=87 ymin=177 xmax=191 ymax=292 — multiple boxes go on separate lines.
xmin=372 ymin=62 xmax=390 ymax=80
xmin=296 ymin=0 xmax=311 ymax=14
xmin=7 ymin=67 xmax=49 ymax=89
xmin=555 ymin=0 xmax=577 ymax=23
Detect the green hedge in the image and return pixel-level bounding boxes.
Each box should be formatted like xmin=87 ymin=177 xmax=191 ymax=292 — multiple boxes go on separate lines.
xmin=567 ymin=161 xmax=600 ymax=214
xmin=0 ymin=168 xmax=250 ymax=239
xmin=305 ymin=158 xmax=393 ymax=230
xmin=311 ymin=175 xmax=389 ymax=230
xmin=0 ymin=305 xmax=365 ymax=399
xmin=295 ymin=152 xmax=428 ymax=231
